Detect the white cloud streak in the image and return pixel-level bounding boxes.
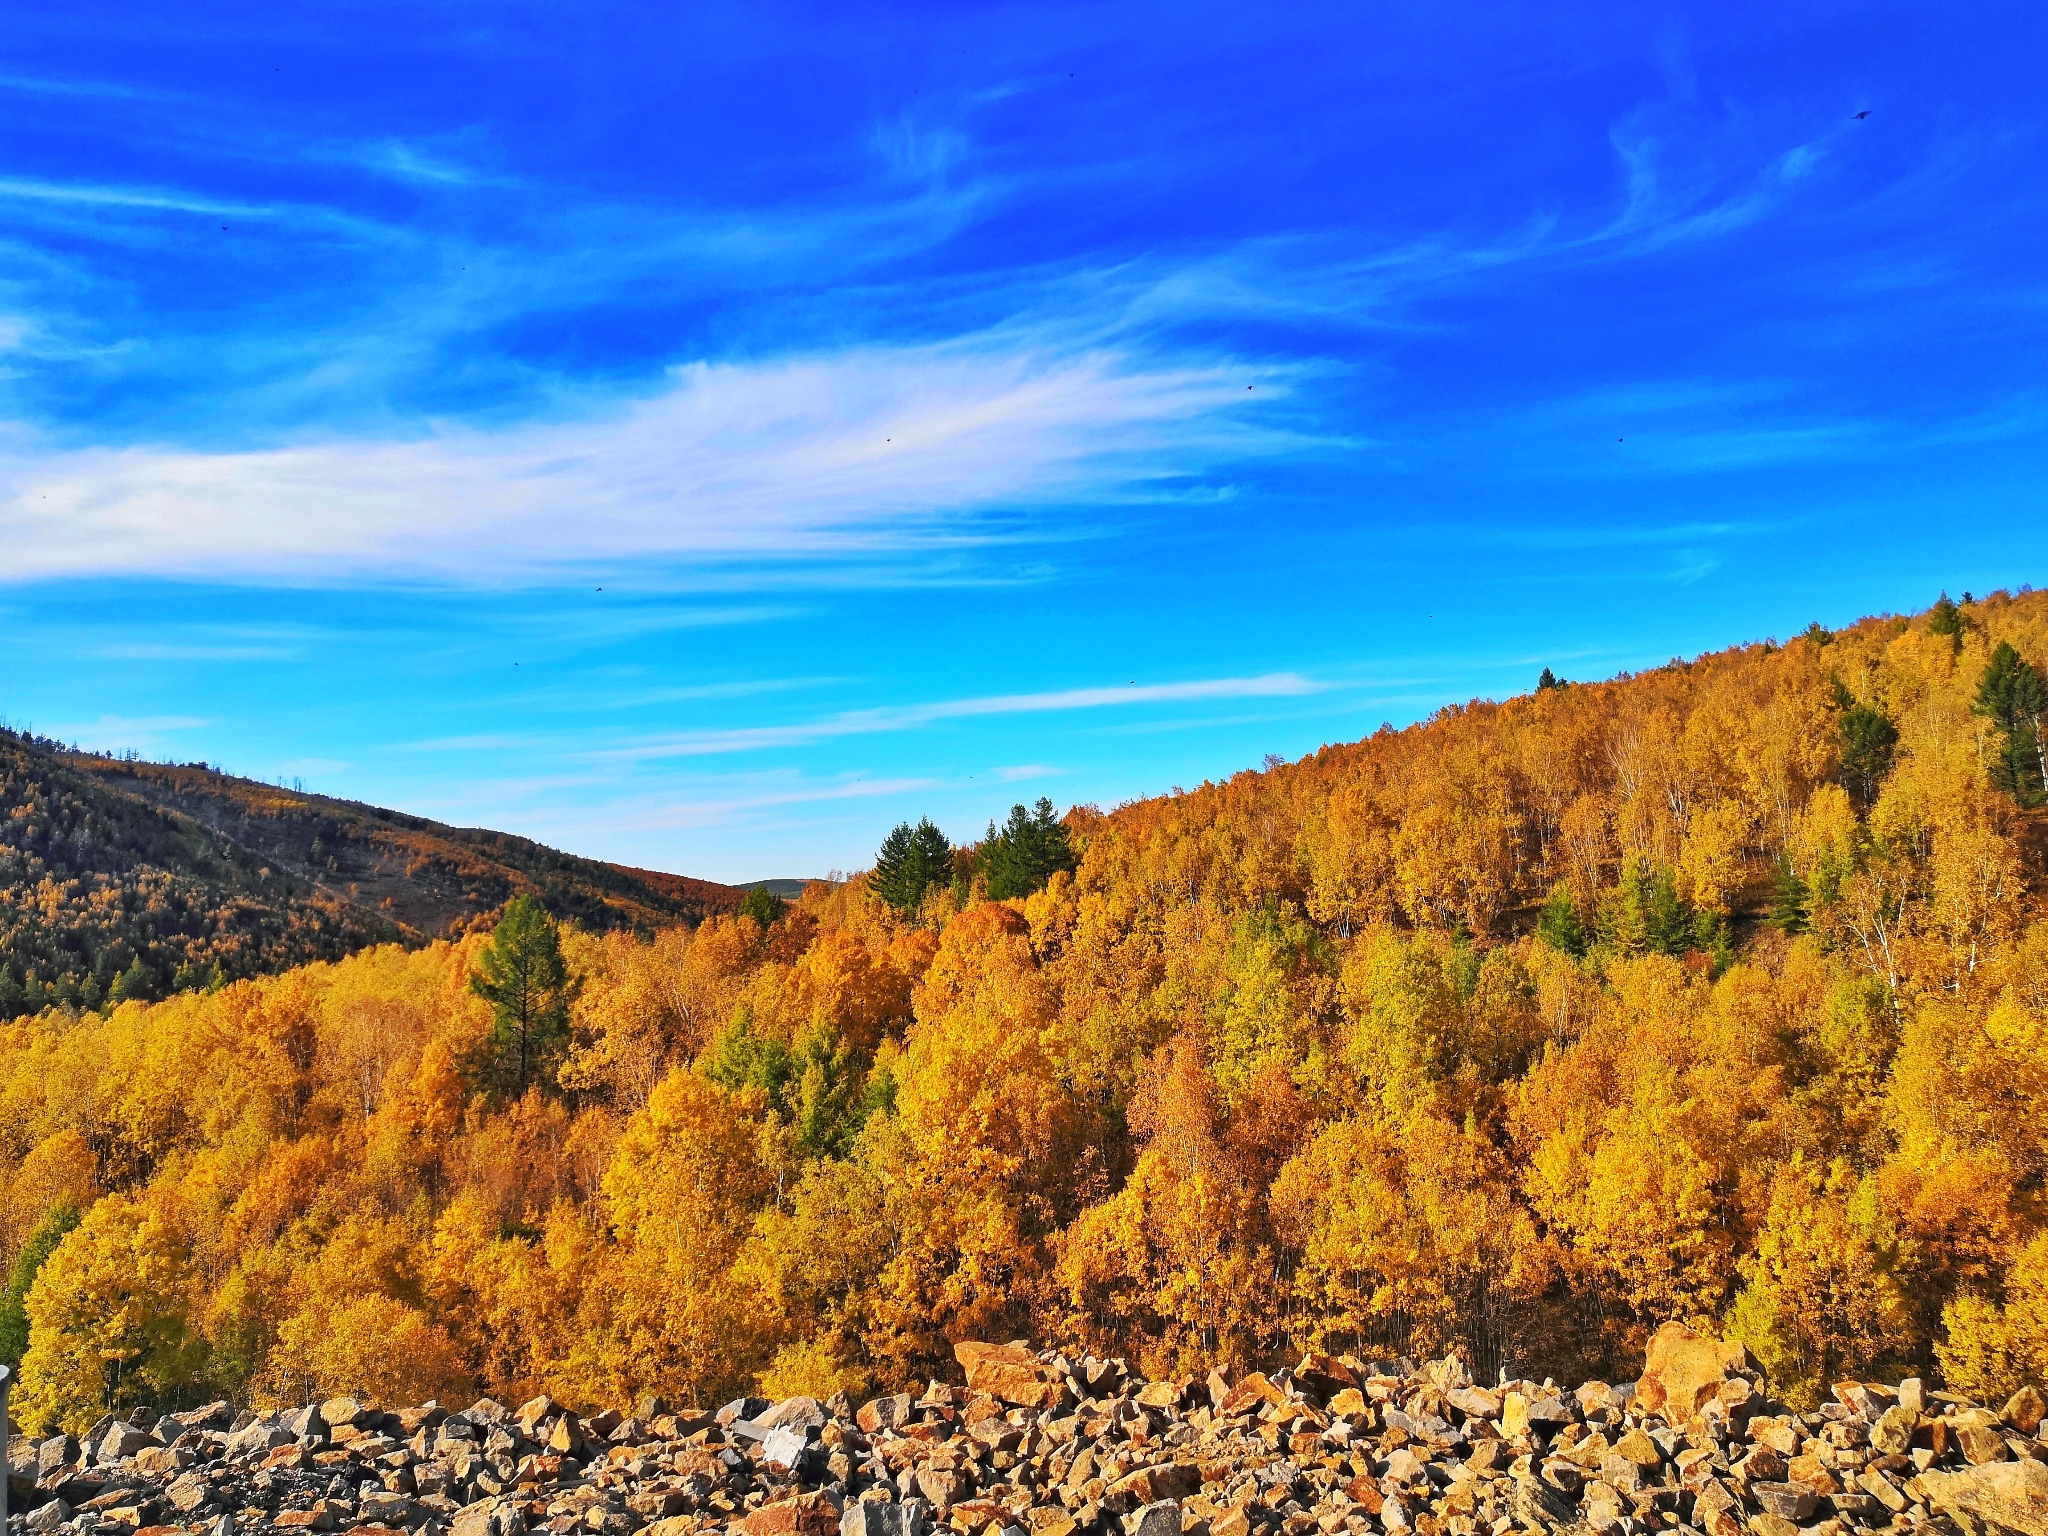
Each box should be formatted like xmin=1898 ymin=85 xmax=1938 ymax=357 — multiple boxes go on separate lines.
xmin=94 ymin=642 xmax=301 ymax=661
xmin=596 ymin=672 xmax=1324 ymax=760
xmin=0 ymin=176 xmax=262 ymax=217
xmin=0 ymin=339 xmax=1290 ymax=584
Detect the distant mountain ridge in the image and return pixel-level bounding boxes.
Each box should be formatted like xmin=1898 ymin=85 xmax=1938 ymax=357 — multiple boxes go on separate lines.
xmin=743 ymin=878 xmax=816 ymax=899
xmin=0 ymin=727 xmax=743 ymax=1017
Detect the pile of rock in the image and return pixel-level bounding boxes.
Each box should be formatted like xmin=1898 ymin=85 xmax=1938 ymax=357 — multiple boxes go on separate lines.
xmin=7 ymin=1327 xmax=2046 ymax=1536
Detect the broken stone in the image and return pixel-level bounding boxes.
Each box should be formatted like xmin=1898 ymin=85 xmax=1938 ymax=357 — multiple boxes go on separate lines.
xmin=1787 ymin=1451 xmax=1840 ymax=1495
xmin=1610 ymin=1428 xmax=1662 ymax=1468
xmin=1692 ymin=1479 xmax=1741 ymax=1536
xmin=763 ymin=1397 xmax=829 ymax=1433
xmin=1872 ymin=1404 xmax=1916 ymax=1457
xmin=1857 ymin=1469 xmax=1908 ymax=1514
xmin=858 ymin=1395 xmax=914 ymax=1435
xmin=36 ymin=1329 xmax=2037 ymax=1536
xmin=1511 ymin=1474 xmax=1578 ymax=1532
xmin=166 ymin=1471 xmax=213 ymax=1513
xmin=956 ymin=1343 xmax=1063 ymax=1411
xmin=1215 ymin=1375 xmax=1285 ymax=1419
xmin=1958 ymin=1415 xmax=2014 ymax=1466
xmin=1751 ymin=1418 xmax=1801 ymax=1456
xmin=843 ymin=1501 xmax=921 ymax=1536
xmin=1752 ymin=1481 xmax=1819 ymax=1521
xmin=2005 ymin=1388 xmax=2047 ymax=1439
xmin=1741 ymin=1447 xmax=1792 ymax=1485
xmin=131 ymin=1445 xmax=191 ymax=1478
xmin=1466 ymin=1440 xmax=1510 ymax=1475
xmin=1108 ymin=1464 xmax=1202 ymax=1505
xmin=1499 ymin=1392 xmax=1531 ymax=1439
xmin=1633 ymin=1323 xmax=1749 ymax=1423
xmin=762 ymin=1426 xmax=817 ymax=1474
xmin=744 ymin=1491 xmax=843 ymax=1536
xmin=916 ymin=1464 xmax=970 ymax=1515
xmin=99 ymin=1425 xmax=155 ymax=1462
xmin=35 ymin=1436 xmax=78 ymax=1479
xmin=321 ymin=1398 xmax=367 ymax=1429
xmin=1919 ymin=1458 xmax=2048 ymax=1536
xmin=1445 ymin=1387 xmax=1502 ymax=1423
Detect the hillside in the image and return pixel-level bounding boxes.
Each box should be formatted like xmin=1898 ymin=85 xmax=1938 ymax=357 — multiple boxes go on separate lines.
xmin=1 ymin=589 xmax=2046 ymax=1439
xmin=0 ymin=729 xmax=743 ymax=1017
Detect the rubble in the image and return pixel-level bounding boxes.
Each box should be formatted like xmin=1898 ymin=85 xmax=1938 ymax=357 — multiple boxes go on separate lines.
xmin=6 ymin=1338 xmax=2046 ymax=1536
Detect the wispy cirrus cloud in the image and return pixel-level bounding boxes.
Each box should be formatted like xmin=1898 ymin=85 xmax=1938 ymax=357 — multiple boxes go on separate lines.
xmin=93 ymin=641 xmax=301 ymax=661
xmin=0 ymin=72 xmax=178 ymax=102
xmin=0 ymin=67 xmax=1921 ymax=608
xmin=0 ymin=176 xmax=262 ymax=217
xmin=395 ymin=673 xmax=1325 ymax=762
xmin=406 ymin=771 xmax=949 ymax=845
xmin=596 ymin=672 xmax=1325 ymax=760
xmin=0 ymin=335 xmax=1304 ymax=584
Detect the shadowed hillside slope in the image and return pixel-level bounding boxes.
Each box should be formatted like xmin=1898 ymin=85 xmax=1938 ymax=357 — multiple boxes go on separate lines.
xmin=0 ymin=731 xmax=742 ymax=1016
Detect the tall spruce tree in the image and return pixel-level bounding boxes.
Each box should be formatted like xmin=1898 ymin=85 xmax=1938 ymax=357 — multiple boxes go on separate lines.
xmin=1838 ymin=702 xmax=1899 ymax=804
xmin=1927 ymin=591 xmax=1966 ymax=652
xmin=737 ymin=886 xmax=787 ymax=926
xmin=978 ymin=798 xmax=1077 ymax=900
xmin=468 ymin=895 xmax=579 ymax=1095
xmin=1533 ymin=882 xmax=1586 ymax=956
xmin=1975 ymin=641 xmax=2048 ymax=804
xmin=871 ymin=818 xmax=953 ymax=913
xmin=0 ymin=1202 xmax=79 ymax=1368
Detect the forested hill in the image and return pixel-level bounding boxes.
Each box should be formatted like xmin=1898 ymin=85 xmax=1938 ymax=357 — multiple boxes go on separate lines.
xmin=0 ymin=730 xmax=743 ymax=1016
xmin=4 ymin=590 xmax=2048 ymax=1427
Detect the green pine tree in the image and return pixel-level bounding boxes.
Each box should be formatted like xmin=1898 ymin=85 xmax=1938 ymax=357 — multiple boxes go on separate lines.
xmin=108 ymin=955 xmax=155 ymax=1005
xmin=1975 ymin=641 xmax=2048 ymax=804
xmin=1597 ymin=859 xmax=1724 ymax=966
xmin=737 ymin=886 xmax=787 ymax=926
xmin=1838 ymin=703 xmax=1899 ymax=804
xmin=1927 ymin=591 xmax=1966 ymax=653
xmin=701 ymin=1011 xmax=886 ymax=1159
xmin=870 ymin=818 xmax=953 ymax=913
xmin=978 ymin=798 xmax=1077 ymax=900
xmin=1642 ymin=863 xmax=1694 ymax=955
xmin=468 ymin=895 xmax=579 ymax=1095
xmin=1769 ymin=859 xmax=1811 ymax=935
xmin=1533 ymin=882 xmax=1586 ymax=956
xmin=0 ymin=1201 xmax=80 ymax=1367
xmin=703 ymin=1007 xmax=791 ymax=1102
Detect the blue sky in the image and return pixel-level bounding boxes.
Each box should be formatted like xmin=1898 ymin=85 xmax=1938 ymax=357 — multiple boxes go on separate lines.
xmin=2 ymin=1 xmax=2045 ymax=881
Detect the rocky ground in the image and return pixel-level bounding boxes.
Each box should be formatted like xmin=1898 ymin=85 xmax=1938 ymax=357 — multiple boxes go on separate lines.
xmin=7 ymin=1329 xmax=2047 ymax=1536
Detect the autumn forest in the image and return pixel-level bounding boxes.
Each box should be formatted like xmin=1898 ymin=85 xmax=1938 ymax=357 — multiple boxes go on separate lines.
xmin=4 ymin=590 xmax=2048 ymax=1435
